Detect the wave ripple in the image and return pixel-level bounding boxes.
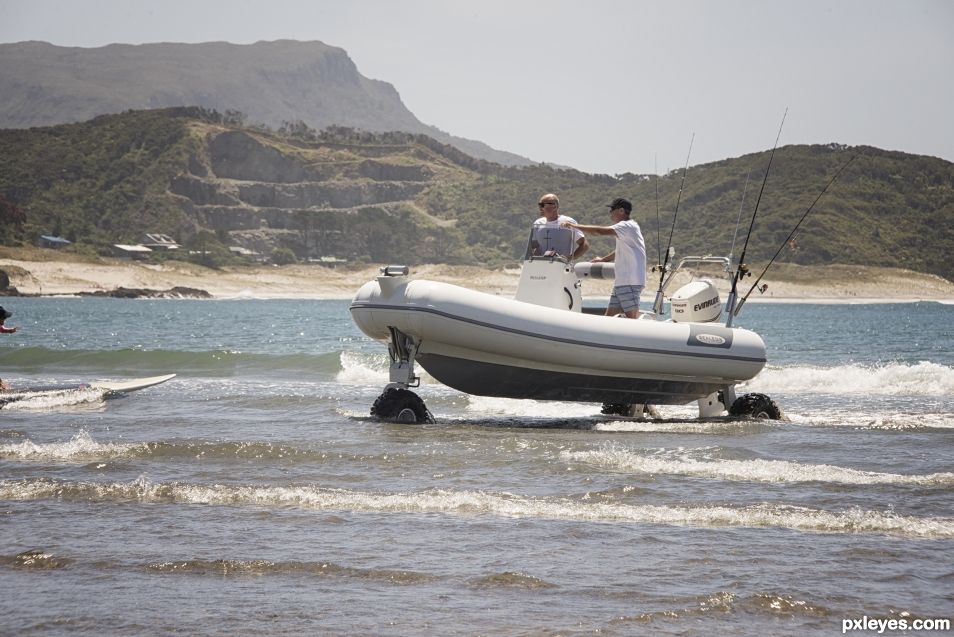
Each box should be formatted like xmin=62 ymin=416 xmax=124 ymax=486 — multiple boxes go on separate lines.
xmin=561 ymin=446 xmax=954 ymax=485
xmin=2 ymin=478 xmax=952 ymax=539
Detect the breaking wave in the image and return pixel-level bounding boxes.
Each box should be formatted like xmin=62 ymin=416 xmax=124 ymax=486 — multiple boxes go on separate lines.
xmin=3 ymin=478 xmax=952 ymax=539
xmin=750 ymin=361 xmax=954 ymax=396
xmin=335 ymin=351 xmax=443 ymax=388
xmin=335 ymin=350 xmax=390 ymax=384
xmin=0 ymin=387 xmax=107 ymax=411
xmin=561 ymin=446 xmax=954 ymax=486
xmin=0 ymin=431 xmax=394 ymax=464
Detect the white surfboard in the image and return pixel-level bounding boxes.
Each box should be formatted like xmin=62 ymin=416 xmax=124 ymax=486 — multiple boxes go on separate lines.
xmin=90 ymin=374 xmax=177 ymax=394
xmin=1 ymin=374 xmax=176 ymax=407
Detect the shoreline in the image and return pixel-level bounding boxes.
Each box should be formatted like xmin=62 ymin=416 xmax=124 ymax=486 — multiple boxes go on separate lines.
xmin=3 ymin=256 xmax=954 ymax=304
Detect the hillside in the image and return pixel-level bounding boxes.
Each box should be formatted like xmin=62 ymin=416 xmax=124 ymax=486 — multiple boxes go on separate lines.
xmin=1 ymin=108 xmax=953 ymax=282
xmin=0 ymin=40 xmax=532 ymax=168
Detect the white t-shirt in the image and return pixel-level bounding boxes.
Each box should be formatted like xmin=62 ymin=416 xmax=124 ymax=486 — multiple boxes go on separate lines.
xmin=611 ymin=219 xmax=646 ymax=286
xmin=534 ymin=215 xmax=585 ymax=240
xmin=533 ymin=215 xmax=585 ymax=254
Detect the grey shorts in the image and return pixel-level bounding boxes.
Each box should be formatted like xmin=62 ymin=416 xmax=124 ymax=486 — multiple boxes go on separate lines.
xmin=608 ymin=285 xmax=644 ymax=313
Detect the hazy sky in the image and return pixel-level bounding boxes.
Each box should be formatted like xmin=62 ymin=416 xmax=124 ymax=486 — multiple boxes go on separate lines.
xmin=2 ymin=0 xmax=952 ymax=175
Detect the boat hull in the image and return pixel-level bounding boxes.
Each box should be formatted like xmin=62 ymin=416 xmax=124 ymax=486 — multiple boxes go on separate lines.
xmin=350 ymin=276 xmax=767 ymax=405
xmin=417 ymin=353 xmax=725 ymax=404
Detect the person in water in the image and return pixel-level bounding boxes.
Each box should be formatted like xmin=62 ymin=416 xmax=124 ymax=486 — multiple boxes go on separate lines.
xmin=0 ymin=306 xmax=15 ymax=334
xmin=0 ymin=306 xmax=15 ymax=391
xmin=533 ymin=193 xmax=589 ymax=260
xmin=561 ymin=197 xmax=646 ymax=318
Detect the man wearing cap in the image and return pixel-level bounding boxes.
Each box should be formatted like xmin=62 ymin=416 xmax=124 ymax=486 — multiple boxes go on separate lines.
xmin=561 ymin=198 xmax=646 ymax=318
xmin=0 ymin=306 xmax=16 ymax=334
xmin=533 ymin=193 xmax=589 ymax=260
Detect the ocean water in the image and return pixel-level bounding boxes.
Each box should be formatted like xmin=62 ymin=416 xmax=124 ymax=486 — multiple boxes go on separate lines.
xmin=1 ymin=296 xmax=952 ymax=636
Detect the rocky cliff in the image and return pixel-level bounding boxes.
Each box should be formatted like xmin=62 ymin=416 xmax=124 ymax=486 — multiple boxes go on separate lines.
xmin=174 ymin=128 xmax=442 ymax=256
xmin=0 ymin=40 xmax=533 ymax=167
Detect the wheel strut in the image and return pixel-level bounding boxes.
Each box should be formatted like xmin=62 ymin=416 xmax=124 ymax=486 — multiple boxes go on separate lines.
xmin=370 ymin=328 xmax=434 ymax=424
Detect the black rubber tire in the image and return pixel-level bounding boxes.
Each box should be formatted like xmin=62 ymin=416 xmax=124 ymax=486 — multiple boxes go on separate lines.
xmin=370 ymin=388 xmax=435 ymax=424
xmin=729 ymin=392 xmax=782 ymax=420
xmin=601 ymin=402 xmax=631 ymax=416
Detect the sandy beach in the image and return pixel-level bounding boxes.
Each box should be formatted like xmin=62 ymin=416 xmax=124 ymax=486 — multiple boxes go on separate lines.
xmin=2 ymin=252 xmax=954 ymax=303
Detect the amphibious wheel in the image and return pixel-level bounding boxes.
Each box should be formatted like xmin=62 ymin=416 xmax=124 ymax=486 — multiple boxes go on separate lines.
xmin=729 ymin=392 xmax=782 ymax=420
xmin=371 ymin=388 xmax=435 ymax=424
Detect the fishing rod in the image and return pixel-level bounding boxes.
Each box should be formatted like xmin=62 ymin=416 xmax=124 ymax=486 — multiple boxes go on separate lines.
xmin=728 ymin=170 xmax=752 ymax=264
xmin=652 ymin=133 xmax=694 ymax=316
xmin=724 ymin=109 xmax=786 ymax=327
xmin=734 ymin=152 xmax=857 ymax=315
xmin=654 ymin=154 xmax=662 ymax=268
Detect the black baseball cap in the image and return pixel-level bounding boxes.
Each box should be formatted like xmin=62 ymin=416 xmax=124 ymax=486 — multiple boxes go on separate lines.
xmin=607 ymin=197 xmax=632 ymax=213
xmin=0 ymin=306 xmax=10 ymax=319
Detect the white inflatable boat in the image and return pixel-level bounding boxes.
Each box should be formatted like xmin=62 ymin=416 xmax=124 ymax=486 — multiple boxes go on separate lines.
xmin=350 ymin=226 xmax=777 ymax=422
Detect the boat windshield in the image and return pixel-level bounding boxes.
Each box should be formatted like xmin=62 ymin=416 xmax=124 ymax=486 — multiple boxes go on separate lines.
xmin=524 ymin=225 xmax=575 ymax=260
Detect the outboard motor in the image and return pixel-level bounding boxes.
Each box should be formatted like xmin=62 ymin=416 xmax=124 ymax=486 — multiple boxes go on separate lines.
xmin=670 ymin=279 xmax=722 ymax=323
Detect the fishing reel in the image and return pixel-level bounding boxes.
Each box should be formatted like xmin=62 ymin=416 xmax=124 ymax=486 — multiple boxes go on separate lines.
xmin=652 ymin=247 xmax=677 ymax=274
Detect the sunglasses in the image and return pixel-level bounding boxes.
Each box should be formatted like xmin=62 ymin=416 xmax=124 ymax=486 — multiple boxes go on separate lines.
xmin=538 ymin=201 xmax=557 ymax=208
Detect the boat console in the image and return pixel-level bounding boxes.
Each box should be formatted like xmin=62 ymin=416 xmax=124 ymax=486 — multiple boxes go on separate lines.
xmin=515 ymin=226 xmax=582 ymax=311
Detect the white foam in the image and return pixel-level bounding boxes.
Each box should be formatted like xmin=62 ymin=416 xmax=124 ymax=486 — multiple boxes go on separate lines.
xmin=594 ymin=419 xmax=759 ymax=433
xmin=335 ymin=351 xmax=390 ymax=385
xmin=750 ymin=361 xmax=954 ymax=396
xmin=593 ymin=404 xmax=721 ymax=432
xmin=1 ymin=387 xmax=107 ymax=411
xmin=561 ymin=446 xmax=954 ymax=485
xmin=0 ymin=431 xmax=144 ymax=460
xmin=3 ymin=478 xmax=951 ymax=538
xmin=786 ymin=412 xmax=954 ymax=430
xmin=335 ymin=351 xmax=442 ymax=386
xmin=464 ymin=395 xmax=598 ymax=418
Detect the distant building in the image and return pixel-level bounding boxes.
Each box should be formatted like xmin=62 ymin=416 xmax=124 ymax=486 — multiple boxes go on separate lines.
xmin=309 ymin=256 xmax=348 ymax=268
xmin=141 ymin=233 xmax=180 ymax=250
xmin=38 ymin=235 xmax=72 ymax=249
xmin=229 ymin=246 xmax=266 ymax=262
xmin=113 ymin=244 xmax=153 ymax=260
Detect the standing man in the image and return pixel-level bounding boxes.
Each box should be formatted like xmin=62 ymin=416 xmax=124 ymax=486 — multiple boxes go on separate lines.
xmin=562 ymin=197 xmax=646 ymax=318
xmin=533 ymin=193 xmax=589 ymax=260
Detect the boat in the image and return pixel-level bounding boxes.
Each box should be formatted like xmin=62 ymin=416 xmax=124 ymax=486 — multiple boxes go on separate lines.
xmin=350 ymin=226 xmax=779 ymax=423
